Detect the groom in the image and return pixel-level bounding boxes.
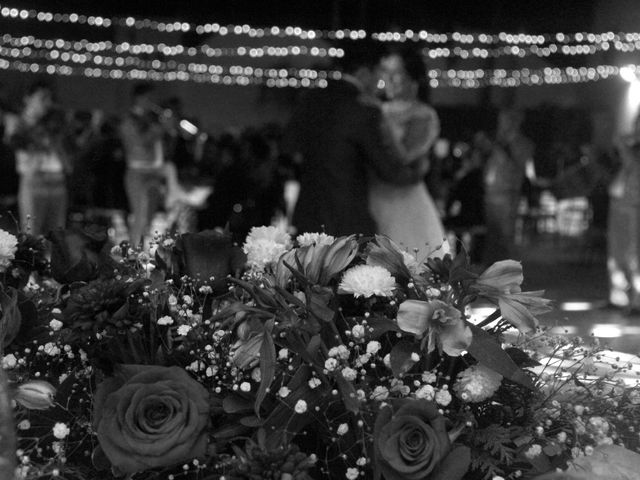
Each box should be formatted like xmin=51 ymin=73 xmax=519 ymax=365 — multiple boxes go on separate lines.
xmin=284 ymin=40 xmax=428 ymax=236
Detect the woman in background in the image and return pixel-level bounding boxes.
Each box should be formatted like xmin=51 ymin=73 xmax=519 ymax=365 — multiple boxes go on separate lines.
xmin=369 ymin=47 xmax=446 ymax=259
xmin=607 ymin=117 xmax=640 ymax=312
xmin=6 ymin=81 xmax=70 ymax=236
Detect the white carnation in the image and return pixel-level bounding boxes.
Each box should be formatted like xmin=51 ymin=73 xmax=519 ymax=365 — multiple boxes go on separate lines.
xmin=296 ymin=232 xmax=335 ymax=247
xmin=243 ymin=226 xmax=292 ymax=271
xmin=453 ymin=364 xmax=503 ymax=403
xmin=0 ymin=229 xmax=18 ymax=273
xmin=338 ymin=265 xmax=396 ymax=298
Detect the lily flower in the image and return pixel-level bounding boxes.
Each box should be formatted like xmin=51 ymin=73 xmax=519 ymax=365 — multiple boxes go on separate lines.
xmin=471 ymin=260 xmax=552 ymax=333
xmin=396 ymin=299 xmax=472 ymax=356
xmin=474 ymin=260 xmax=523 ymax=294
xmin=15 ymin=380 xmax=56 ymax=410
xmin=230 ymin=317 xmax=265 ymax=370
xmin=275 ymin=235 xmax=358 ymax=287
xmin=365 ymin=235 xmax=413 ymax=284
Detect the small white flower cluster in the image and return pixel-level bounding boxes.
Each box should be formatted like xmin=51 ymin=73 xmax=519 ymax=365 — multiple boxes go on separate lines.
xmin=574 ymin=415 xmax=614 ymax=446
xmin=296 ymin=232 xmax=335 ymax=247
xmin=453 ymin=364 xmax=503 ymax=403
xmin=339 ymin=265 xmax=396 ymax=298
xmin=243 ymin=226 xmax=292 ymax=272
xmin=325 ymin=345 xmax=351 ymax=375
xmin=0 ymin=228 xmax=18 ymax=272
xmin=524 ymin=444 xmax=542 ymax=459
xmin=52 ymin=422 xmax=70 ymax=439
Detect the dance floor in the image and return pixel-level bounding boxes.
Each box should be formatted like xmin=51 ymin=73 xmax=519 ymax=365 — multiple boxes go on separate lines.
xmin=518 ymin=232 xmax=640 ymax=354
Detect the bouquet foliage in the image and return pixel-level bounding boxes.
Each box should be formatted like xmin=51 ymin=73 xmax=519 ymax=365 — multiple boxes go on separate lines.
xmin=1 ymin=225 xmax=639 ymax=480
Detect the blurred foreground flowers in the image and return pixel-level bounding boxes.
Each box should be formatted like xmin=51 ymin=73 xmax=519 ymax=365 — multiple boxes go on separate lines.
xmin=0 ymin=225 xmax=638 ymax=480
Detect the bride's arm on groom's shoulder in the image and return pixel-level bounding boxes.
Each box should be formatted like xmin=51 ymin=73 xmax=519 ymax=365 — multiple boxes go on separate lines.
xmin=359 ymin=105 xmax=422 ymax=185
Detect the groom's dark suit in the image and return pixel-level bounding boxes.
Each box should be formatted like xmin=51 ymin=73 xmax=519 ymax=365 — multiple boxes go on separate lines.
xmin=285 ymin=79 xmax=422 ymax=236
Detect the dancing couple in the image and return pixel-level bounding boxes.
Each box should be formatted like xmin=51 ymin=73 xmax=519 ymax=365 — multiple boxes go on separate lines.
xmin=286 ymin=41 xmax=445 ymax=259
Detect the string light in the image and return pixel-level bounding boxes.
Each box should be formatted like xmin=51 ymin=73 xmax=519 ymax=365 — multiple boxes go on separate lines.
xmin=0 ymin=47 xmax=340 ymax=82
xmin=0 ymin=34 xmax=345 ymax=59
xmin=3 ymin=33 xmax=637 ymax=72
xmin=426 ymin=65 xmax=619 ymax=88
xmin=0 ymin=45 xmax=625 ymax=90
xmin=0 ymin=57 xmax=332 ymax=88
xmin=1 ymin=2 xmax=639 ymax=47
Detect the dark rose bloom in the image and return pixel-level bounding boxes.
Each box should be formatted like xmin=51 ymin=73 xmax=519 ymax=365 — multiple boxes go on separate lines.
xmin=62 ymin=278 xmax=148 ymax=337
xmin=373 ymin=399 xmax=470 ymax=480
xmin=174 ymin=230 xmax=246 ymax=292
xmin=49 ymin=226 xmax=110 ymax=284
xmin=93 ymin=365 xmax=210 ymax=475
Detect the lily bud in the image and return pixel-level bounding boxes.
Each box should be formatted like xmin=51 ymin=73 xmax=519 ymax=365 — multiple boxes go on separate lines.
xmin=15 ymin=380 xmax=56 ymax=410
xmin=474 ymin=260 xmax=523 ymax=294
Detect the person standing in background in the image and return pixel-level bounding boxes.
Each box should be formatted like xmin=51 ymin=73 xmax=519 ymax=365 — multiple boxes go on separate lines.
xmin=5 ymin=81 xmax=70 ymax=236
xmin=607 ymin=118 xmax=640 ymax=313
xmin=482 ymin=109 xmax=536 ymax=264
xmin=369 ymin=47 xmax=446 ymax=259
xmin=120 ymin=83 xmax=173 ymax=246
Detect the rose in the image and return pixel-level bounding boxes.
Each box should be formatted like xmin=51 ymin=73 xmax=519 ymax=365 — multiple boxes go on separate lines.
xmin=373 ymin=399 xmax=469 ymax=480
xmin=49 ymin=226 xmax=110 ymax=284
xmin=93 ymin=365 xmax=210 ymax=475
xmin=173 ymin=230 xmax=246 ymax=292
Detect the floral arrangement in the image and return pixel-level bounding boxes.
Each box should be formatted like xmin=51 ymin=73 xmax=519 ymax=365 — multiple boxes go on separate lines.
xmin=1 ymin=224 xmax=640 ymax=480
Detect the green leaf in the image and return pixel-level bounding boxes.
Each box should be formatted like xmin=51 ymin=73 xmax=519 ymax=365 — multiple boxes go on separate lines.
xmin=263 ymin=385 xmax=325 ymax=446
xmin=335 ymin=373 xmax=359 ymax=413
xmin=389 ymin=340 xmax=417 ymax=377
xmin=467 ymin=325 xmax=534 ymax=389
xmin=0 ymin=286 xmax=21 ymax=350
xmin=274 ymin=286 xmax=306 ymax=309
xmin=239 ymin=416 xmax=264 ymax=427
xmin=254 ymin=319 xmax=276 ymax=417
xmin=222 ymin=394 xmax=254 ymax=414
xmin=307 ymin=286 xmax=335 ymax=323
xmin=366 ymin=314 xmax=401 ymax=339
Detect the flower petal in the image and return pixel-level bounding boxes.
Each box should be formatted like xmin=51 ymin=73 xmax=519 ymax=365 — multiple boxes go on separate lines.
xmin=397 ymin=300 xmax=432 ymax=336
xmin=475 ymin=259 xmax=523 ymax=293
xmin=499 ymin=296 xmax=538 ymax=333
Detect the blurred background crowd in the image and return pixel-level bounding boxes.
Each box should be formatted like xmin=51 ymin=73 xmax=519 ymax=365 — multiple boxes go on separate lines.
xmin=0 ymin=74 xmax=618 ymax=264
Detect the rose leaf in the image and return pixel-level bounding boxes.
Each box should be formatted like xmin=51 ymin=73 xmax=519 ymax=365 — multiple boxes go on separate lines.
xmin=336 ymin=373 xmax=359 ymax=414
xmin=390 ymin=339 xmax=418 ymax=377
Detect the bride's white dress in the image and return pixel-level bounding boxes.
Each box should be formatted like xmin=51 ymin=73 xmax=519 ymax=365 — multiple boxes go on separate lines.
xmin=369 ymin=100 xmax=446 ymax=259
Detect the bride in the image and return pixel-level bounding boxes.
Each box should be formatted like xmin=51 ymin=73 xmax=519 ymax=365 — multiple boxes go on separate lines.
xmin=369 ymin=48 xmax=447 ymax=259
